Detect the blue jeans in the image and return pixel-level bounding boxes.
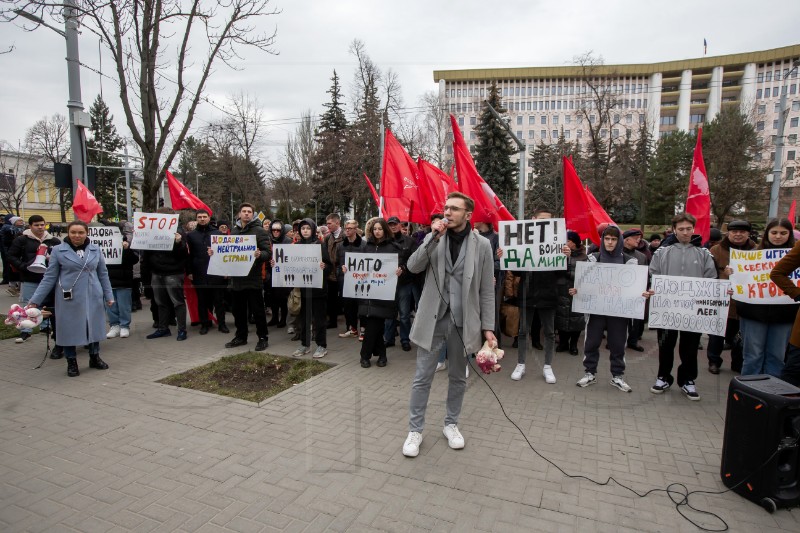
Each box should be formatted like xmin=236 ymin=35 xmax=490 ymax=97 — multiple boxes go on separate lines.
xmin=384 ymin=283 xmax=413 ymax=344
xmin=739 ymin=318 xmax=789 ymax=378
xmin=20 ymin=281 xmax=49 ymax=334
xmin=64 ymin=342 xmax=99 ymax=359
xmin=105 ymin=288 xmax=132 ymax=328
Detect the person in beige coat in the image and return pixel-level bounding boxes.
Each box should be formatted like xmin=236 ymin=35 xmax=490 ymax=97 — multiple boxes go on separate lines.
xmin=402 ymin=192 xmax=496 ymax=458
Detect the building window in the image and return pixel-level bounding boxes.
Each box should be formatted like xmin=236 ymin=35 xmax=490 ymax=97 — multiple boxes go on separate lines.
xmin=791 ymin=117 xmax=799 ymax=128
xmin=626 ymin=114 xmax=632 ymax=124
xmin=469 ymin=117 xmax=476 ymax=126
xmin=517 ymin=131 xmax=523 ymax=139
xmin=774 ymin=120 xmax=779 ymax=129
xmin=527 ymin=102 xmax=532 ymax=110
xmin=458 ymin=117 xmax=464 ymax=126
xmin=757 ymin=121 xmax=765 ymax=131
xmin=788 ymin=151 xmax=796 ymax=160
xmin=792 ymin=85 xmax=798 ymax=96
xmin=480 ymin=88 xmax=485 ymax=97
xmin=612 ymin=129 xmax=619 ymax=138
xmin=600 ymin=129 xmax=607 ymax=137
xmin=660 ymin=116 xmax=677 ymax=126
xmin=529 ymin=116 xmax=535 ymax=125
xmin=788 ymin=167 xmax=796 ymax=181
xmin=766 ymin=72 xmax=773 ymax=82
xmin=517 ymin=116 xmax=523 ymax=125
xmin=540 ymin=129 xmax=547 ymax=138
xmin=564 ymin=130 xmax=570 ymax=139
xmin=757 ymin=89 xmax=763 ymax=99
xmin=469 ymin=131 xmax=476 ymax=140
xmin=789 ymin=134 xmax=798 ymax=144
xmin=577 ymin=130 xmax=583 ymax=139
xmin=515 ymin=87 xmax=520 ymax=96
xmin=758 ymin=73 xmax=764 ymax=82
xmin=776 ymin=103 xmax=782 ymax=113
xmin=765 ymin=88 xmax=771 ymax=98
xmin=541 ymin=116 xmax=547 ymax=124
xmin=793 ymin=101 xmax=800 ymax=111
xmin=776 ymin=71 xmax=782 ymax=81
xmin=545 ymin=101 xmax=550 ymax=110
xmin=550 ymin=129 xmax=556 ymax=138
xmin=553 ymin=116 xmax=559 ymax=125
xmin=589 ymin=115 xmax=596 ymax=124
xmin=690 ymin=114 xmax=705 ymax=124
xmin=528 ymin=130 xmax=535 ymax=139
xmin=565 ymin=115 xmax=571 ymax=124
xmin=758 ymin=104 xmax=766 ymax=114
xmin=639 ymin=114 xmax=645 ymax=124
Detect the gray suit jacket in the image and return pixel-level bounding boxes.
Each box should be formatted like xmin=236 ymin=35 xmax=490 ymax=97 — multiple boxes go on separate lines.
xmin=407 ymin=230 xmax=495 ymax=353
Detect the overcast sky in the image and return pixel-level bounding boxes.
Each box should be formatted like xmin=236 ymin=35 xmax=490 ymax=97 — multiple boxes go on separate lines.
xmin=1 ymin=0 xmax=799 ymax=161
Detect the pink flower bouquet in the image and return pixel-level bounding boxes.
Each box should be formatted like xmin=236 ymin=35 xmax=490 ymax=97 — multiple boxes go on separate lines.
xmin=475 ymin=340 xmax=504 ymax=374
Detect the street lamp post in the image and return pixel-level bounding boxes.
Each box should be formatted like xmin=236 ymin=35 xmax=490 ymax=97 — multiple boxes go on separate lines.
xmin=768 ymin=60 xmax=800 ymax=220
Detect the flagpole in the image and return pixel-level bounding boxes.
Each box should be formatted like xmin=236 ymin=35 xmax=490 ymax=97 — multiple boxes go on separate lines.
xmin=378 ymin=115 xmax=385 ymax=218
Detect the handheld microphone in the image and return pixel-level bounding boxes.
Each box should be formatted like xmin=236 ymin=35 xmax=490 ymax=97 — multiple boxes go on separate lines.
xmin=431 ymin=218 xmax=450 ymax=239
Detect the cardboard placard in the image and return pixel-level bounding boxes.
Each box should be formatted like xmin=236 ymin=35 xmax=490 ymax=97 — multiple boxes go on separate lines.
xmin=499 ymin=219 xmax=567 ymax=271
xmin=207 ymin=235 xmax=257 ymax=277
xmin=648 ymin=275 xmax=732 ymax=335
xmin=88 ymin=226 xmax=123 ymax=265
xmin=342 ymin=252 xmax=399 ymax=300
xmin=571 ymin=261 xmax=649 ymax=319
xmin=271 ymin=244 xmax=323 ymax=288
xmin=729 ymin=248 xmax=800 ymax=304
xmin=130 ymin=212 xmax=180 ymax=251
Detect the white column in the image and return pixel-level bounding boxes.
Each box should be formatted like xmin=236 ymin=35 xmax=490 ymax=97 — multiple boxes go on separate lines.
xmin=708 ymin=66 xmax=723 ymax=119
xmin=740 ymin=63 xmax=758 ymax=115
xmin=677 ymin=69 xmax=692 ymax=131
xmin=648 ymin=72 xmax=662 ymax=139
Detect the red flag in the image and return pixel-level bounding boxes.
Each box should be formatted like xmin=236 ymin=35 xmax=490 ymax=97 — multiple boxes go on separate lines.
xmin=363 ymin=173 xmax=380 ymax=208
xmin=366 ymin=172 xmax=410 ymax=220
xmin=166 ymin=170 xmax=213 ymax=215
xmin=72 ymin=180 xmax=103 ymax=223
xmin=450 ymin=115 xmax=514 ymax=229
xmin=788 ymin=200 xmax=797 ymax=229
xmin=380 ymin=130 xmax=428 ymax=224
xmin=686 ymin=128 xmax=711 ymax=242
xmin=585 ymin=186 xmax=615 ymax=226
xmin=562 ymin=156 xmax=600 ymax=244
xmin=417 ymin=159 xmax=451 ymax=215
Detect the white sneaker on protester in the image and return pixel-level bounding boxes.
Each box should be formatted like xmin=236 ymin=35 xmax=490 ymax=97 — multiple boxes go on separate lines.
xmin=106 ymin=325 xmax=121 ymax=339
xmin=403 ymin=431 xmax=423 ymax=457
xmin=287 ymin=326 xmax=295 ymax=334
xmin=650 ymin=378 xmax=671 ymax=394
xmin=442 ymin=424 xmax=465 ymax=449
xmin=681 ymin=380 xmax=701 ymax=400
xmin=511 ymin=363 xmax=526 ymax=381
xmin=119 ymin=327 xmax=130 ymax=338
xmin=435 ymin=361 xmax=447 ymax=372
xmin=576 ymin=372 xmax=596 ymax=387
xmin=312 ymin=345 xmax=328 ymax=358
xmin=610 ymin=375 xmax=632 ymax=393
xmin=543 ymin=365 xmax=556 ymax=384
xmin=292 ymin=345 xmax=310 ymax=357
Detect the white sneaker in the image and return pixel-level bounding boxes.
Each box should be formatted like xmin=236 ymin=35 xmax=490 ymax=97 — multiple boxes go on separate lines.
xmin=511 ymin=363 xmax=526 ymax=381
xmin=610 ymin=375 xmax=632 ymax=393
xmin=443 ymin=424 xmax=465 ymax=449
xmin=287 ymin=326 xmax=295 ymax=334
xmin=106 ymin=325 xmax=121 ymax=339
xmin=292 ymin=345 xmax=310 ymax=357
xmin=119 ymin=327 xmax=130 ymax=338
xmin=312 ymin=345 xmax=328 ymax=358
xmin=338 ymin=328 xmax=357 ymax=338
xmin=543 ymin=365 xmax=556 ymax=384
xmin=576 ymin=372 xmax=596 ymax=387
xmin=681 ymin=381 xmax=701 ymax=401
xmin=403 ymin=431 xmax=423 ymax=457
xmin=435 ymin=361 xmax=447 ymax=372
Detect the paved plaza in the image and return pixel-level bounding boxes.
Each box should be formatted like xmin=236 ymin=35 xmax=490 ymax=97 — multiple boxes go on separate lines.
xmin=1 ymin=291 xmax=799 ymax=532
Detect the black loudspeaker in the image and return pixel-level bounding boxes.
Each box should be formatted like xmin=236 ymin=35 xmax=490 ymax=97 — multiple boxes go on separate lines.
xmin=720 ymin=375 xmax=800 ymax=512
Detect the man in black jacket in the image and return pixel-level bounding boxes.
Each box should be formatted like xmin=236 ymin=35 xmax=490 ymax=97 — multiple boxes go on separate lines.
xmin=145 ymin=208 xmax=189 ymax=341
xmin=384 ymin=216 xmax=418 ymax=351
xmin=223 ymin=203 xmax=271 ymax=351
xmin=186 ymin=210 xmax=229 ymax=335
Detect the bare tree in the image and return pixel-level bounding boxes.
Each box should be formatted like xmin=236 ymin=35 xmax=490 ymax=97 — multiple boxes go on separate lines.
xmin=286 ymin=111 xmax=316 ymax=191
xmin=0 ymin=142 xmax=41 ymax=216
xmin=3 ymin=1 xmax=279 ymax=210
xmin=415 ymin=90 xmax=450 ymax=168
xmin=24 ymin=113 xmax=70 ymax=220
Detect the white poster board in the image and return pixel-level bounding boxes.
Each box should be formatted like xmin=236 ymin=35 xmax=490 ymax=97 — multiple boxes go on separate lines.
xmin=88 ymin=226 xmax=123 ymax=265
xmin=271 ymin=244 xmax=323 ymax=288
xmin=130 ymin=212 xmax=180 ymax=251
xmin=499 ymin=219 xmax=567 ymax=271
xmin=207 ymin=235 xmax=257 ymax=277
xmin=729 ymin=248 xmax=799 ymax=304
xmin=342 ymin=252 xmax=399 ymax=300
xmin=571 ymin=261 xmax=649 ymax=319
xmin=648 ymin=275 xmax=732 ymax=335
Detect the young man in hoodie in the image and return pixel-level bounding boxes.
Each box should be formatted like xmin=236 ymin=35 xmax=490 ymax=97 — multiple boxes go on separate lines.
xmin=186 ymin=210 xmax=229 ymax=335
xmin=647 ymin=213 xmax=717 ymax=400
xmin=8 ymin=215 xmax=61 ymax=344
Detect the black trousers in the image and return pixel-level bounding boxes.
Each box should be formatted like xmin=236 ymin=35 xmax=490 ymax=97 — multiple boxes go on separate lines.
xmin=627 ymin=318 xmax=644 ymax=346
xmin=657 ymin=329 xmax=701 ymax=386
xmin=583 ymin=315 xmax=628 ymax=376
xmin=782 ymin=343 xmax=800 ymax=386
xmin=707 ymin=318 xmax=743 ymax=370
xmin=299 ymin=296 xmax=327 ymax=348
xmin=232 ymin=289 xmax=268 ymax=341
xmin=342 ymin=297 xmax=359 ymax=331
xmin=196 ymin=284 xmax=226 ymax=326
xmin=360 ymin=316 xmax=386 ymax=361
xmin=269 ymin=287 xmax=289 ymax=325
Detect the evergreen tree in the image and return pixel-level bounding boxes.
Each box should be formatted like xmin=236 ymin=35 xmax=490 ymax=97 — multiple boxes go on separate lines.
xmin=474 ymin=82 xmax=517 ymax=206
xmin=528 ymin=130 xmax=579 ymax=217
xmin=646 ymin=130 xmax=694 ymax=225
xmin=86 ymin=95 xmax=130 ymax=218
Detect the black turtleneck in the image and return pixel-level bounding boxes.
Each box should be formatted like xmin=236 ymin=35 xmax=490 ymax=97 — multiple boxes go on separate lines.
xmin=65 ymin=236 xmax=90 ymax=257
xmin=447 ymin=224 xmax=471 ymax=263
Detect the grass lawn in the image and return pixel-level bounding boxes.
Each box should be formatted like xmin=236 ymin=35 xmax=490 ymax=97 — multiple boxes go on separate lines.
xmin=157 ymin=352 xmax=332 ymax=403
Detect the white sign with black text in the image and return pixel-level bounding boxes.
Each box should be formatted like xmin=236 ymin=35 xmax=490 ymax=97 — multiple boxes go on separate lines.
xmin=271 ymin=244 xmax=323 ymax=288
xmin=648 ymin=275 xmax=732 ymax=336
xmin=207 ymin=235 xmax=257 ymax=277
xmin=499 ymin=219 xmax=567 ymax=271
xmin=88 ymin=226 xmax=123 ymax=265
xmin=130 ymin=212 xmax=180 ymax=251
xmin=572 ymin=261 xmax=649 ymax=319
xmin=342 ymin=252 xmax=399 ymax=300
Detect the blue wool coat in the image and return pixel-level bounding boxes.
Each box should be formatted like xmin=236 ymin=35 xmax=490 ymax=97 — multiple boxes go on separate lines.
xmin=30 ymin=242 xmax=114 ymax=347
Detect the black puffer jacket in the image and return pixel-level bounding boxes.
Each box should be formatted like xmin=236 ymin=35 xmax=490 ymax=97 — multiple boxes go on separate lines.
xmin=297 ymin=218 xmax=332 ymax=299
xmin=8 ymin=230 xmax=61 ymax=283
xmin=517 ymin=270 xmax=562 ymax=309
xmin=143 ymin=234 xmax=188 ymax=277
xmin=185 ymin=222 xmax=221 ymax=284
xmin=556 ymin=246 xmax=588 ymax=332
xmin=230 ymin=218 xmax=271 ymax=291
xmin=337 ymin=233 xmax=366 ymax=280
xmin=392 ymin=231 xmax=418 ymax=285
xmin=106 ymin=246 xmax=139 ymax=289
xmin=357 ymin=238 xmax=399 ymax=319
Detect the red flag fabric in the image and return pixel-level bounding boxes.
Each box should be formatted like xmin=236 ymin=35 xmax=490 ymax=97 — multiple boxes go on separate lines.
xmin=562 ymin=156 xmax=600 ymax=245
xmin=585 ymin=186 xmax=615 ymax=226
xmin=788 ymin=200 xmax=797 ymax=229
xmin=380 ymin=130 xmax=428 ymax=224
xmin=72 ymin=180 xmax=103 ymax=223
xmin=363 ymin=173 xmax=380 ymax=208
xmin=449 ymin=115 xmax=514 ymax=229
xmin=686 ymin=128 xmax=711 ymax=242
xmin=417 ymin=159 xmax=451 ymax=215
xmin=166 ymin=170 xmax=213 ymax=215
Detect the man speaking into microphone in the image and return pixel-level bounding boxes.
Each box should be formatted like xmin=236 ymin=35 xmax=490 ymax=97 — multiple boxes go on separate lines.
xmin=402 ymin=192 xmax=497 ymax=457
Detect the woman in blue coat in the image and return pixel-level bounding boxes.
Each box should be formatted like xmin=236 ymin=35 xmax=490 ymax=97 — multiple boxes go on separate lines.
xmin=28 ymin=220 xmax=114 ymax=377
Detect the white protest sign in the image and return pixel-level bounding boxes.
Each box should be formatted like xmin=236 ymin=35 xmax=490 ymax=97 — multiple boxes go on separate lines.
xmin=207 ymin=235 xmax=257 ymax=277
xmin=499 ymin=219 xmax=567 ymax=271
xmin=271 ymin=244 xmax=323 ymax=288
xmin=571 ymin=261 xmax=649 ymax=319
xmin=648 ymin=275 xmax=732 ymax=335
xmin=729 ymin=248 xmax=799 ymax=304
xmin=88 ymin=226 xmax=123 ymax=265
xmin=130 ymin=212 xmax=180 ymax=251
xmin=342 ymin=252 xmax=399 ymax=300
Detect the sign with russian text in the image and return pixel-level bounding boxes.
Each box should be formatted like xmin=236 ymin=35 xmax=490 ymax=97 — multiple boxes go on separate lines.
xmin=271 ymin=244 xmax=323 ymax=288
xmin=130 ymin=212 xmax=180 ymax=251
xmin=207 ymin=235 xmax=257 ymax=277
xmin=729 ymin=248 xmax=799 ymax=304
xmin=88 ymin=226 xmax=122 ymax=265
xmin=648 ymin=275 xmax=732 ymax=335
xmin=499 ymin=219 xmax=567 ymax=271
xmin=342 ymin=252 xmax=399 ymax=300
xmin=572 ymin=261 xmax=649 ymax=319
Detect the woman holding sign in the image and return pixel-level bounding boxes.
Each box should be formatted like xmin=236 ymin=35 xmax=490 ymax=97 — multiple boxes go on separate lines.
xmin=738 ymin=219 xmax=797 ymax=378
xmin=291 ymin=219 xmax=332 ymax=358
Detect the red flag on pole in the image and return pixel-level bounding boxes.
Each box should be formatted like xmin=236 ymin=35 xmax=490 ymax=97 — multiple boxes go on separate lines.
xmin=686 ymin=128 xmax=711 ymax=243
xmin=363 ymin=173 xmax=380 ymax=209
xmin=166 ymin=170 xmax=213 ymax=215
xmin=380 ymin=130 xmax=429 ymax=224
xmin=788 ymin=200 xmax=797 ymax=229
xmin=417 ymin=159 xmax=452 ymax=215
xmin=450 ymin=115 xmax=514 ymax=229
xmin=585 ymin=186 xmax=615 ymax=226
xmin=562 ymin=156 xmax=601 ymax=244
xmin=72 ymin=180 xmax=103 ymax=223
